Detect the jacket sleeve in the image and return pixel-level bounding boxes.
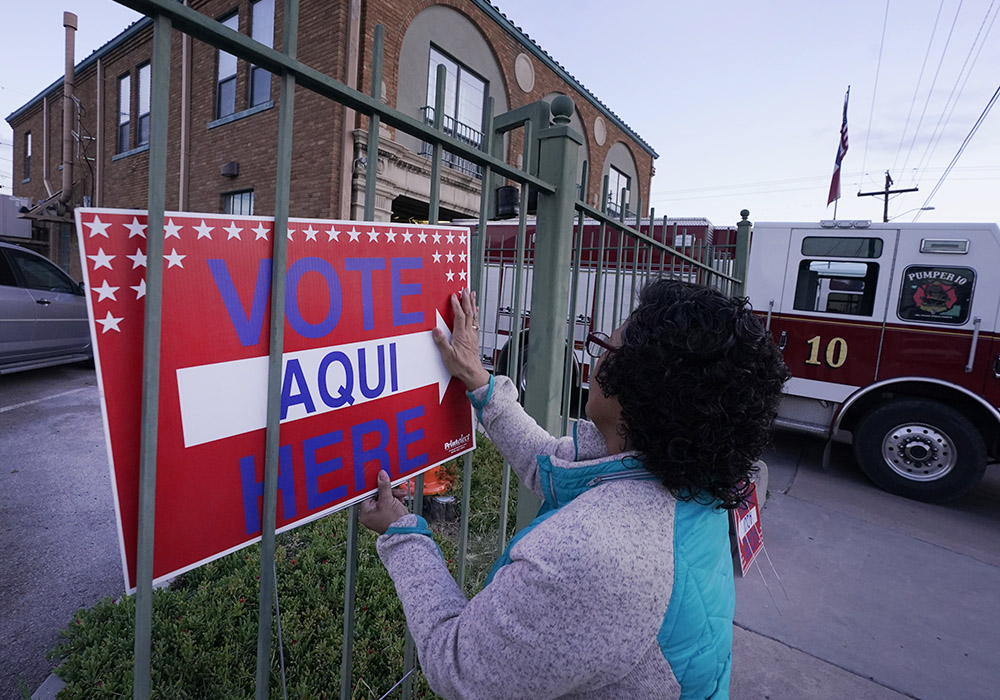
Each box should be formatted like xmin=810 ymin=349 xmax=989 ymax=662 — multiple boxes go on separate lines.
xmin=376 ymin=501 xmax=672 ymax=700
xmin=468 ymin=375 xmax=605 ymax=496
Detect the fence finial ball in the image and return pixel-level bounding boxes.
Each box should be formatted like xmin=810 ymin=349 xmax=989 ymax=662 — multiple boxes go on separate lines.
xmin=551 ymin=95 xmax=574 ymax=125
xmin=740 ymin=209 xmax=750 ymax=220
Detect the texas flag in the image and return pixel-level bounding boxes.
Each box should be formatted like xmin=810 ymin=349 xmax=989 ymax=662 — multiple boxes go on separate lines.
xmin=76 ymin=209 xmax=475 ymax=591
xmin=827 ymin=86 xmax=850 ymax=206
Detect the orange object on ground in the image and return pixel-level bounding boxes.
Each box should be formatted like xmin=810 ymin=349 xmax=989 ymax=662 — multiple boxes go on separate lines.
xmin=408 ymin=466 xmax=452 ymax=496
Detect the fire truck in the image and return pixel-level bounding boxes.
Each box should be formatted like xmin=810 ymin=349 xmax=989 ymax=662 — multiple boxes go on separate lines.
xmin=745 ymin=217 xmax=1000 ymax=502
xmin=475 ymin=213 xmax=999 ymax=503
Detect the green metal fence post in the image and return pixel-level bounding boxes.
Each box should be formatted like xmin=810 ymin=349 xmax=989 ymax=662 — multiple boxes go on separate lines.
xmin=515 ymin=96 xmax=581 ymax=531
xmin=133 ymin=13 xmax=171 ymax=700
xmin=734 ymin=209 xmax=751 ymax=297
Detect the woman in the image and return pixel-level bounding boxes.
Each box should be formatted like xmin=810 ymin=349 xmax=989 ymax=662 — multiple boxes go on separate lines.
xmin=360 ymin=279 xmax=789 ymax=699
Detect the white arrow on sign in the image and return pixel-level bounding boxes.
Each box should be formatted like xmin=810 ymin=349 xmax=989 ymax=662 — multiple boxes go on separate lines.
xmin=176 ymin=312 xmax=454 ymax=447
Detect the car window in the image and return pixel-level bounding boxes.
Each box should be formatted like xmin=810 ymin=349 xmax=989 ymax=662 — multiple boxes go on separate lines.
xmin=0 ymin=250 xmax=17 ymax=287
xmin=6 ymin=249 xmax=78 ymax=294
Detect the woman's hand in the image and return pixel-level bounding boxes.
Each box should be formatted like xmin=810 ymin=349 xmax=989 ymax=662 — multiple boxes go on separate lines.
xmin=359 ymin=470 xmax=410 ymax=535
xmin=433 ymin=288 xmax=491 ymax=391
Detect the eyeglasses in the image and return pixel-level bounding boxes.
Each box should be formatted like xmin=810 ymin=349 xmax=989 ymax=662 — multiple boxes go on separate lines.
xmin=586 ymin=331 xmax=615 ymax=358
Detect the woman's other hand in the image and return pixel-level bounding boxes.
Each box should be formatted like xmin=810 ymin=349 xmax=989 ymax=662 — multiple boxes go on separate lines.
xmin=359 ymin=470 xmax=410 ymax=535
xmin=433 ymin=288 xmax=491 ymax=391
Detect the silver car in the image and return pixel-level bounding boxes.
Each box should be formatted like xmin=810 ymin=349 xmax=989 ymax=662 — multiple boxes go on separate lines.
xmin=0 ymin=241 xmax=92 ymax=374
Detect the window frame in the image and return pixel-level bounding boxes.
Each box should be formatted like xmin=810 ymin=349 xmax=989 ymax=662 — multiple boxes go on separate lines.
xmin=222 ymin=189 xmax=255 ymax=216
xmin=792 ymin=258 xmax=881 ymax=317
xmin=216 ymin=11 xmax=240 ymax=119
xmin=607 ymin=165 xmax=631 ymax=216
xmin=117 ymin=72 xmax=132 ymax=153
xmin=249 ymin=0 xmax=274 ymax=108
xmin=136 ymin=62 xmax=151 ymax=147
xmin=426 ymin=45 xmax=487 ymax=141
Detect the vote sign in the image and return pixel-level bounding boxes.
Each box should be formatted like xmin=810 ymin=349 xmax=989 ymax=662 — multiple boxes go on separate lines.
xmin=731 ymin=481 xmax=763 ymax=576
xmin=75 ymin=209 xmax=476 ymax=591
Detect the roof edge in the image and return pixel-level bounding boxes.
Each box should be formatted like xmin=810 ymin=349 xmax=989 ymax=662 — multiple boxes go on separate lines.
xmin=472 ymin=0 xmax=658 ymax=159
xmin=6 ymin=16 xmax=153 ymax=125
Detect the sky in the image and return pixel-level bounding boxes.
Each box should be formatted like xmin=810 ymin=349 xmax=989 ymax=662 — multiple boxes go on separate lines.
xmin=2 ymin=0 xmax=998 ymax=227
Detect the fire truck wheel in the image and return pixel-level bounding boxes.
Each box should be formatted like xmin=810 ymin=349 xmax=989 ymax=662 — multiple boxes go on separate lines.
xmin=853 ymin=399 xmax=987 ymax=502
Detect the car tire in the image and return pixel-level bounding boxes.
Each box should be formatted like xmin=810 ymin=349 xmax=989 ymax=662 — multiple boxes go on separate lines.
xmin=852 ymin=398 xmax=987 ymax=502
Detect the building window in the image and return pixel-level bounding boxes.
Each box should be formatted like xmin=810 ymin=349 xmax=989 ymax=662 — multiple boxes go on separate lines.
xmin=606 ymin=165 xmax=630 ymax=216
xmin=216 ymin=12 xmax=239 ymax=119
xmin=421 ymin=47 xmax=486 ymax=176
xmin=24 ymin=131 xmax=31 ymax=180
xmin=223 ymin=189 xmax=254 ymax=215
xmin=249 ymin=0 xmax=274 ymax=107
xmin=117 ymin=73 xmax=131 ymax=153
xmin=137 ymin=63 xmax=151 ymax=146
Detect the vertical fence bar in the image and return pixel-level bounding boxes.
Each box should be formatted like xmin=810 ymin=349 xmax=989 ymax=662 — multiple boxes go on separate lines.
xmin=133 ymin=13 xmax=171 ymax=700
xmin=340 ymin=22 xmax=382 ymax=700
xmin=590 ymin=175 xmax=610 ymax=339
xmin=561 ymin=160 xmax=588 ymax=434
xmin=256 ymin=3 xmax=299 ymax=699
xmin=734 ymin=209 xmax=751 ymax=297
xmin=627 ymin=193 xmax=642 ymax=315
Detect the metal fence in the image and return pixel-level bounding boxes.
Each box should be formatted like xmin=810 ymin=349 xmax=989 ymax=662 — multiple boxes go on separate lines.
xmin=112 ymin=1 xmax=748 ymax=698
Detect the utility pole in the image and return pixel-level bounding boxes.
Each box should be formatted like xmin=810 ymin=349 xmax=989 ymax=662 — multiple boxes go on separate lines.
xmin=858 ymin=171 xmax=918 ymax=223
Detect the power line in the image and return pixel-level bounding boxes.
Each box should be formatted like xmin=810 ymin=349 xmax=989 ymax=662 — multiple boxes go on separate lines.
xmin=912 ymin=0 xmax=1000 ymax=186
xmin=913 ymin=79 xmax=1000 ymax=220
xmin=861 ymin=0 xmax=891 ymax=186
xmin=898 ymin=0 xmax=965 ymax=177
xmin=890 ymin=0 xmax=945 ymax=174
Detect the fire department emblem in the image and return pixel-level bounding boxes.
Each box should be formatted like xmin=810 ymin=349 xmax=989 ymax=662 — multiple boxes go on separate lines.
xmin=912 ymin=280 xmax=958 ymax=315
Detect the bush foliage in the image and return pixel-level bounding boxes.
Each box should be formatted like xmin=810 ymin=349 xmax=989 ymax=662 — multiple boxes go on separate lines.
xmin=51 ymin=435 xmax=517 ymax=699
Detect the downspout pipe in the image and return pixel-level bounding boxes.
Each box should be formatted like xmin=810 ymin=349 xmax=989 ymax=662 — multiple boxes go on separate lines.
xmin=60 ymin=12 xmax=77 ymax=206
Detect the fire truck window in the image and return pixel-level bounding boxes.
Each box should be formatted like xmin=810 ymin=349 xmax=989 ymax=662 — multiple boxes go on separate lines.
xmin=897 ymin=265 xmax=975 ymax=325
xmin=793 ymin=260 xmax=879 ymax=316
xmin=802 ymin=236 xmax=883 ymax=258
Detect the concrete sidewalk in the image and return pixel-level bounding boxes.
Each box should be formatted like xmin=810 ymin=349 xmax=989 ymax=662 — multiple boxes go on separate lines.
xmin=730 ymin=436 xmax=1000 ymax=700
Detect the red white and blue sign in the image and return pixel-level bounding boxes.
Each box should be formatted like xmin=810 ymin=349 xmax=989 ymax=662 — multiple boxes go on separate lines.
xmin=732 ymin=481 xmax=763 ymax=576
xmin=75 ymin=209 xmax=475 ymax=591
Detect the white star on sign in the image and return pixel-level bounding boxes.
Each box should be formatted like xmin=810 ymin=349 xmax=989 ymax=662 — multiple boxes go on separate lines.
xmin=459 ymin=251 xmax=467 ymax=262
xmin=417 ymin=231 xmax=428 ymax=243
xmin=126 ymin=248 xmax=147 ymax=269
xmin=85 ymin=216 xmax=111 ymax=238
xmin=459 ymin=232 xmax=468 ymax=244
xmin=445 ymin=232 xmax=455 ymax=244
xmin=385 ymin=229 xmax=398 ymax=243
xmin=97 ymin=311 xmax=123 ymax=334
xmin=401 ymin=230 xmax=413 ymax=243
xmin=163 ymin=219 xmax=182 ymax=239
xmin=459 ymin=269 xmax=467 ymax=281
xmin=92 ymin=280 xmax=119 ymax=302
xmin=88 ymin=248 xmax=115 ymax=271
xmin=252 ymin=223 xmax=270 ymax=240
xmin=446 ymin=270 xmax=455 ymax=281
xmin=303 ymin=225 xmax=319 ymax=241
xmin=445 ymin=251 xmax=455 ymax=263
xmin=126 ymin=217 xmax=148 ymax=238
xmin=347 ymin=228 xmax=361 ymax=242
xmin=194 ymin=220 xmax=214 ymax=239
xmin=286 ymin=227 xmax=295 ymax=241
xmin=367 ymin=228 xmax=380 ymax=242
xmin=131 ymin=279 xmax=146 ymax=299
xmin=165 ymin=249 xmax=186 ymax=268
xmin=432 ymin=250 xmax=442 ymax=263
xmin=432 ymin=232 xmax=442 ymax=244
xmin=224 ymin=222 xmax=243 ymax=240
xmin=326 ymin=226 xmax=341 ymax=242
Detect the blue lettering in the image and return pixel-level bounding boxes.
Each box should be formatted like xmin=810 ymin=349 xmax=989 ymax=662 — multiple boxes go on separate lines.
xmin=351 ymin=419 xmax=391 ymax=491
xmin=396 ymin=405 xmax=428 ymax=473
xmin=391 ymin=257 xmax=424 ymax=327
xmin=390 ymin=342 xmax=398 ymax=392
xmin=318 ymin=351 xmax=355 ymax=408
xmin=358 ymin=345 xmax=387 ymax=399
xmin=286 ymin=257 xmax=342 ymax=338
xmin=208 ymin=258 xmax=271 ymax=347
xmin=238 ymin=447 xmax=297 ymax=535
xmin=303 ymin=430 xmax=346 ymax=510
xmin=281 ymin=359 xmax=316 ymax=419
xmin=344 ymin=258 xmax=385 ymax=331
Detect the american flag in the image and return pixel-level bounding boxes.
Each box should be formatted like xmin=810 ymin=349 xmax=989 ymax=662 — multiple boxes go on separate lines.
xmin=827 ymin=86 xmax=850 ymax=206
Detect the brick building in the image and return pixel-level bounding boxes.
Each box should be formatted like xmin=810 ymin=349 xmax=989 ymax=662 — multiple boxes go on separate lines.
xmin=6 ymin=0 xmax=657 ymax=277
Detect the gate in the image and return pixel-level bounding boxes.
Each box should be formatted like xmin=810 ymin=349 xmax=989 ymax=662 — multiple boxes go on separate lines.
xmin=110 ymin=1 xmax=748 ymax=698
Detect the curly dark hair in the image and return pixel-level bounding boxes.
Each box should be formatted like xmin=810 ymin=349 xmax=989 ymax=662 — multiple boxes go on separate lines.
xmin=595 ymin=279 xmax=790 ymax=509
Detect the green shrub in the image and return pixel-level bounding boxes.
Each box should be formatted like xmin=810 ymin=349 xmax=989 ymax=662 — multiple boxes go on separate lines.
xmin=50 ymin=434 xmax=517 ymax=699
